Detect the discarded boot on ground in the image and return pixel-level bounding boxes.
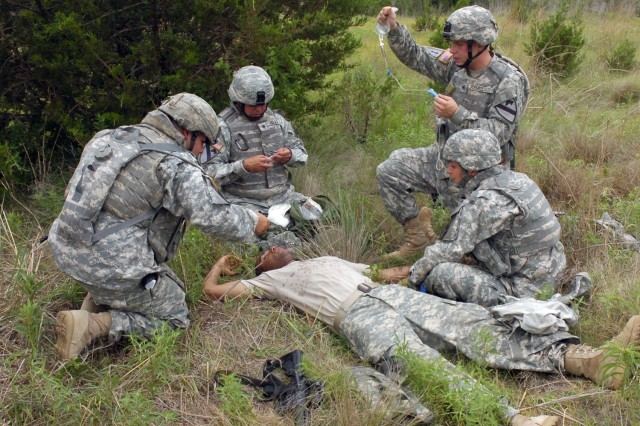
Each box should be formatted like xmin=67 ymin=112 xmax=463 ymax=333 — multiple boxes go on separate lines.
xmin=56 ymin=310 xmax=112 ymax=360
xmin=563 ymin=315 xmax=640 ymax=389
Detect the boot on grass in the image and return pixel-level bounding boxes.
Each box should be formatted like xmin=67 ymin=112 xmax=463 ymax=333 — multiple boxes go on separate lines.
xmin=56 ymin=310 xmax=112 ymax=360
xmin=384 ymin=207 xmax=437 ymax=259
xmin=563 ymin=315 xmax=640 ymax=389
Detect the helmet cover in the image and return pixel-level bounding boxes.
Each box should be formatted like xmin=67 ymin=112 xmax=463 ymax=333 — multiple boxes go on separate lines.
xmin=228 ymin=65 xmax=275 ymax=106
xmin=442 ymin=129 xmax=501 ymax=171
xmin=443 ymin=5 xmax=498 ymax=45
xmin=158 ymin=93 xmax=219 ymax=142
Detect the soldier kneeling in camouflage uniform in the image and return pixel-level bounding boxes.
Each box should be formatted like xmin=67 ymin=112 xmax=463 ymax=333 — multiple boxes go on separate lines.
xmin=49 ymin=93 xmax=269 ymax=360
xmin=409 ymin=129 xmax=565 ymax=307
xmin=203 ymin=248 xmax=639 ymax=425
xmin=376 ymin=5 xmax=529 ymax=258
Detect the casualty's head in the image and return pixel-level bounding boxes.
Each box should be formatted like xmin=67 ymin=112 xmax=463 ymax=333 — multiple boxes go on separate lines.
xmin=442 ymin=5 xmax=498 ymax=69
xmin=228 ymin=65 xmax=274 ymax=121
xmin=442 ymin=129 xmax=501 ymax=184
xmin=254 ymin=245 xmax=295 ymax=275
xmin=158 ymin=92 xmax=218 ymax=155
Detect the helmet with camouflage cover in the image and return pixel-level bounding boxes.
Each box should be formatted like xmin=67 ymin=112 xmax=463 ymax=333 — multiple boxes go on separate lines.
xmin=158 ymin=93 xmax=219 ymax=143
xmin=228 ymin=65 xmax=274 ymax=106
xmin=442 ymin=5 xmax=498 ymax=46
xmin=442 ymin=129 xmax=501 ymax=171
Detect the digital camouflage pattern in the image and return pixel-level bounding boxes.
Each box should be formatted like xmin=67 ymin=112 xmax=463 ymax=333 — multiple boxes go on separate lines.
xmin=227 ymin=65 xmax=275 ymax=105
xmin=158 ymin=92 xmax=220 ymax=144
xmin=203 ymin=105 xmax=308 ymax=212
xmin=409 ymin=166 xmax=565 ymax=307
xmin=49 ymin=101 xmax=259 ymax=341
xmin=442 ymin=5 xmax=499 ymax=45
xmin=349 ymin=366 xmax=434 ymax=424
xmin=340 ymin=285 xmax=577 ymax=419
xmin=378 ymin=21 xmax=527 ymax=218
xmin=442 ymin=129 xmax=502 ymax=171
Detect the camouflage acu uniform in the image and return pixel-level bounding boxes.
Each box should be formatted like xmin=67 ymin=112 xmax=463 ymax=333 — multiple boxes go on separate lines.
xmin=242 ymin=257 xmax=578 ymax=421
xmin=409 ymin=166 xmax=565 ymax=307
xmin=376 ymin=24 xmax=527 ymax=217
xmin=202 ymin=105 xmax=308 ymax=213
xmin=49 ymin=109 xmax=258 ymax=341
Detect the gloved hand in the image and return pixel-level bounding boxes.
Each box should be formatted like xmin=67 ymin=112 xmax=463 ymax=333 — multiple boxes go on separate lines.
xmin=408 ymin=257 xmax=431 ymax=289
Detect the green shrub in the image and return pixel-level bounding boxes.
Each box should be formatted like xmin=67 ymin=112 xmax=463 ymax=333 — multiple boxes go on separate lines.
xmin=525 ymin=5 xmax=586 ymax=78
xmin=603 ymin=39 xmax=637 ymax=72
xmin=427 ymin=18 xmax=448 ymax=49
xmin=509 ymin=0 xmax=532 ymax=23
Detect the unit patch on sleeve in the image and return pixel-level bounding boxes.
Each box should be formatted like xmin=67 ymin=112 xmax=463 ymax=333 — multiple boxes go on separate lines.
xmin=427 ymin=48 xmax=444 ymax=58
xmin=437 ymin=49 xmax=453 ymax=64
xmin=495 ymin=99 xmax=518 ymax=123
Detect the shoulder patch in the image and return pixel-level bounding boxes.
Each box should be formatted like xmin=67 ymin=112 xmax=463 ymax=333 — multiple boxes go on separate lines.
xmin=494 ymin=99 xmax=518 ymax=123
xmin=438 ymin=49 xmax=453 ymax=64
xmin=427 ymin=47 xmax=444 ymax=58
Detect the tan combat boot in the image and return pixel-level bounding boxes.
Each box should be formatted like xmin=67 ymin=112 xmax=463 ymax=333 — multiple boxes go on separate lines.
xmin=511 ymin=414 xmax=559 ymax=426
xmin=563 ymin=315 xmax=640 ymax=389
xmin=56 ymin=310 xmax=112 ymax=360
xmin=385 ymin=208 xmax=436 ymax=259
xmin=417 ymin=206 xmax=438 ymax=244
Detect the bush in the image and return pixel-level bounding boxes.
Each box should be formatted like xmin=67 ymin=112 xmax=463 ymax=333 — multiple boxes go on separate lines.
xmin=525 ymin=5 xmax=586 ymax=78
xmin=603 ymin=39 xmax=637 ymax=73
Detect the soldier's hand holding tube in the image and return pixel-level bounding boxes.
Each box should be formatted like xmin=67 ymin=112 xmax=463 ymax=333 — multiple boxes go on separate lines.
xmin=434 ymin=95 xmax=458 ymax=118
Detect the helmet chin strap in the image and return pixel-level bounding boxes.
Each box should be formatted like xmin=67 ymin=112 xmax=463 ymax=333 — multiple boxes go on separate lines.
xmin=461 ymin=40 xmax=489 ymax=69
xmin=185 ymin=132 xmax=196 ymax=151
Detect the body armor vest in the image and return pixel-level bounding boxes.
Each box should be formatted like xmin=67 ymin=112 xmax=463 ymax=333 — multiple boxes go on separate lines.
xmin=221 ymin=107 xmax=291 ymax=200
xmin=56 ymin=122 xmax=194 ymax=263
xmin=438 ymin=57 xmax=525 ymax=161
xmin=469 ymin=170 xmax=561 ymax=276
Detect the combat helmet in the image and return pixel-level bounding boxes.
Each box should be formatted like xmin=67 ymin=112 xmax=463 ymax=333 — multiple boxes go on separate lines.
xmin=228 ymin=65 xmax=274 ymax=106
xmin=158 ymin=93 xmax=219 ymax=143
xmin=442 ymin=5 xmax=498 ymax=46
xmin=442 ymin=129 xmax=501 ymax=171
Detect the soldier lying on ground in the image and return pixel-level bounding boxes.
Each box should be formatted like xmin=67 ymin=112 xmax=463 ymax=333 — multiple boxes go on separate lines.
xmin=203 ymin=247 xmax=639 ymax=426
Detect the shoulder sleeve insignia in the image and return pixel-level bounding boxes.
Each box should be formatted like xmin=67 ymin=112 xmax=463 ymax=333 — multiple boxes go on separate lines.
xmin=438 ymin=49 xmax=453 ymax=64
xmin=494 ymin=99 xmax=518 ymax=123
xmin=427 ymin=47 xmax=444 ymax=58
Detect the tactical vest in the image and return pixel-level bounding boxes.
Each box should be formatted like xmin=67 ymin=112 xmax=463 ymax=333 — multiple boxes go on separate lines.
xmin=446 ymin=169 xmax=560 ymax=277
xmin=439 ymin=55 xmax=530 ymax=164
xmin=220 ymin=107 xmax=291 ymax=200
xmin=56 ymin=125 xmax=192 ymax=262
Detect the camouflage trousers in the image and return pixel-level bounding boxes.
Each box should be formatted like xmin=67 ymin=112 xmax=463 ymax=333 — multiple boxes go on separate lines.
xmin=84 ymin=268 xmax=189 ymax=341
xmin=424 ymin=262 xmax=520 ymax=307
xmin=222 ymin=188 xmax=307 ymax=214
xmin=340 ymin=285 xmax=577 ymax=375
xmin=376 ymin=144 xmax=458 ymax=223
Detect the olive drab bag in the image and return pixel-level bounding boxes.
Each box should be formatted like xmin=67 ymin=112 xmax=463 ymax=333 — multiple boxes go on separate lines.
xmin=56 ymin=126 xmax=184 ymax=245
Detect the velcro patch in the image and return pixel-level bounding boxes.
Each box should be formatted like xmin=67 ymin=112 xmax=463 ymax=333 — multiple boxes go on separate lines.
xmin=495 ymin=99 xmax=518 ymax=123
xmin=438 ymin=49 xmax=453 ymax=64
xmin=428 ymin=47 xmax=444 ymax=58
